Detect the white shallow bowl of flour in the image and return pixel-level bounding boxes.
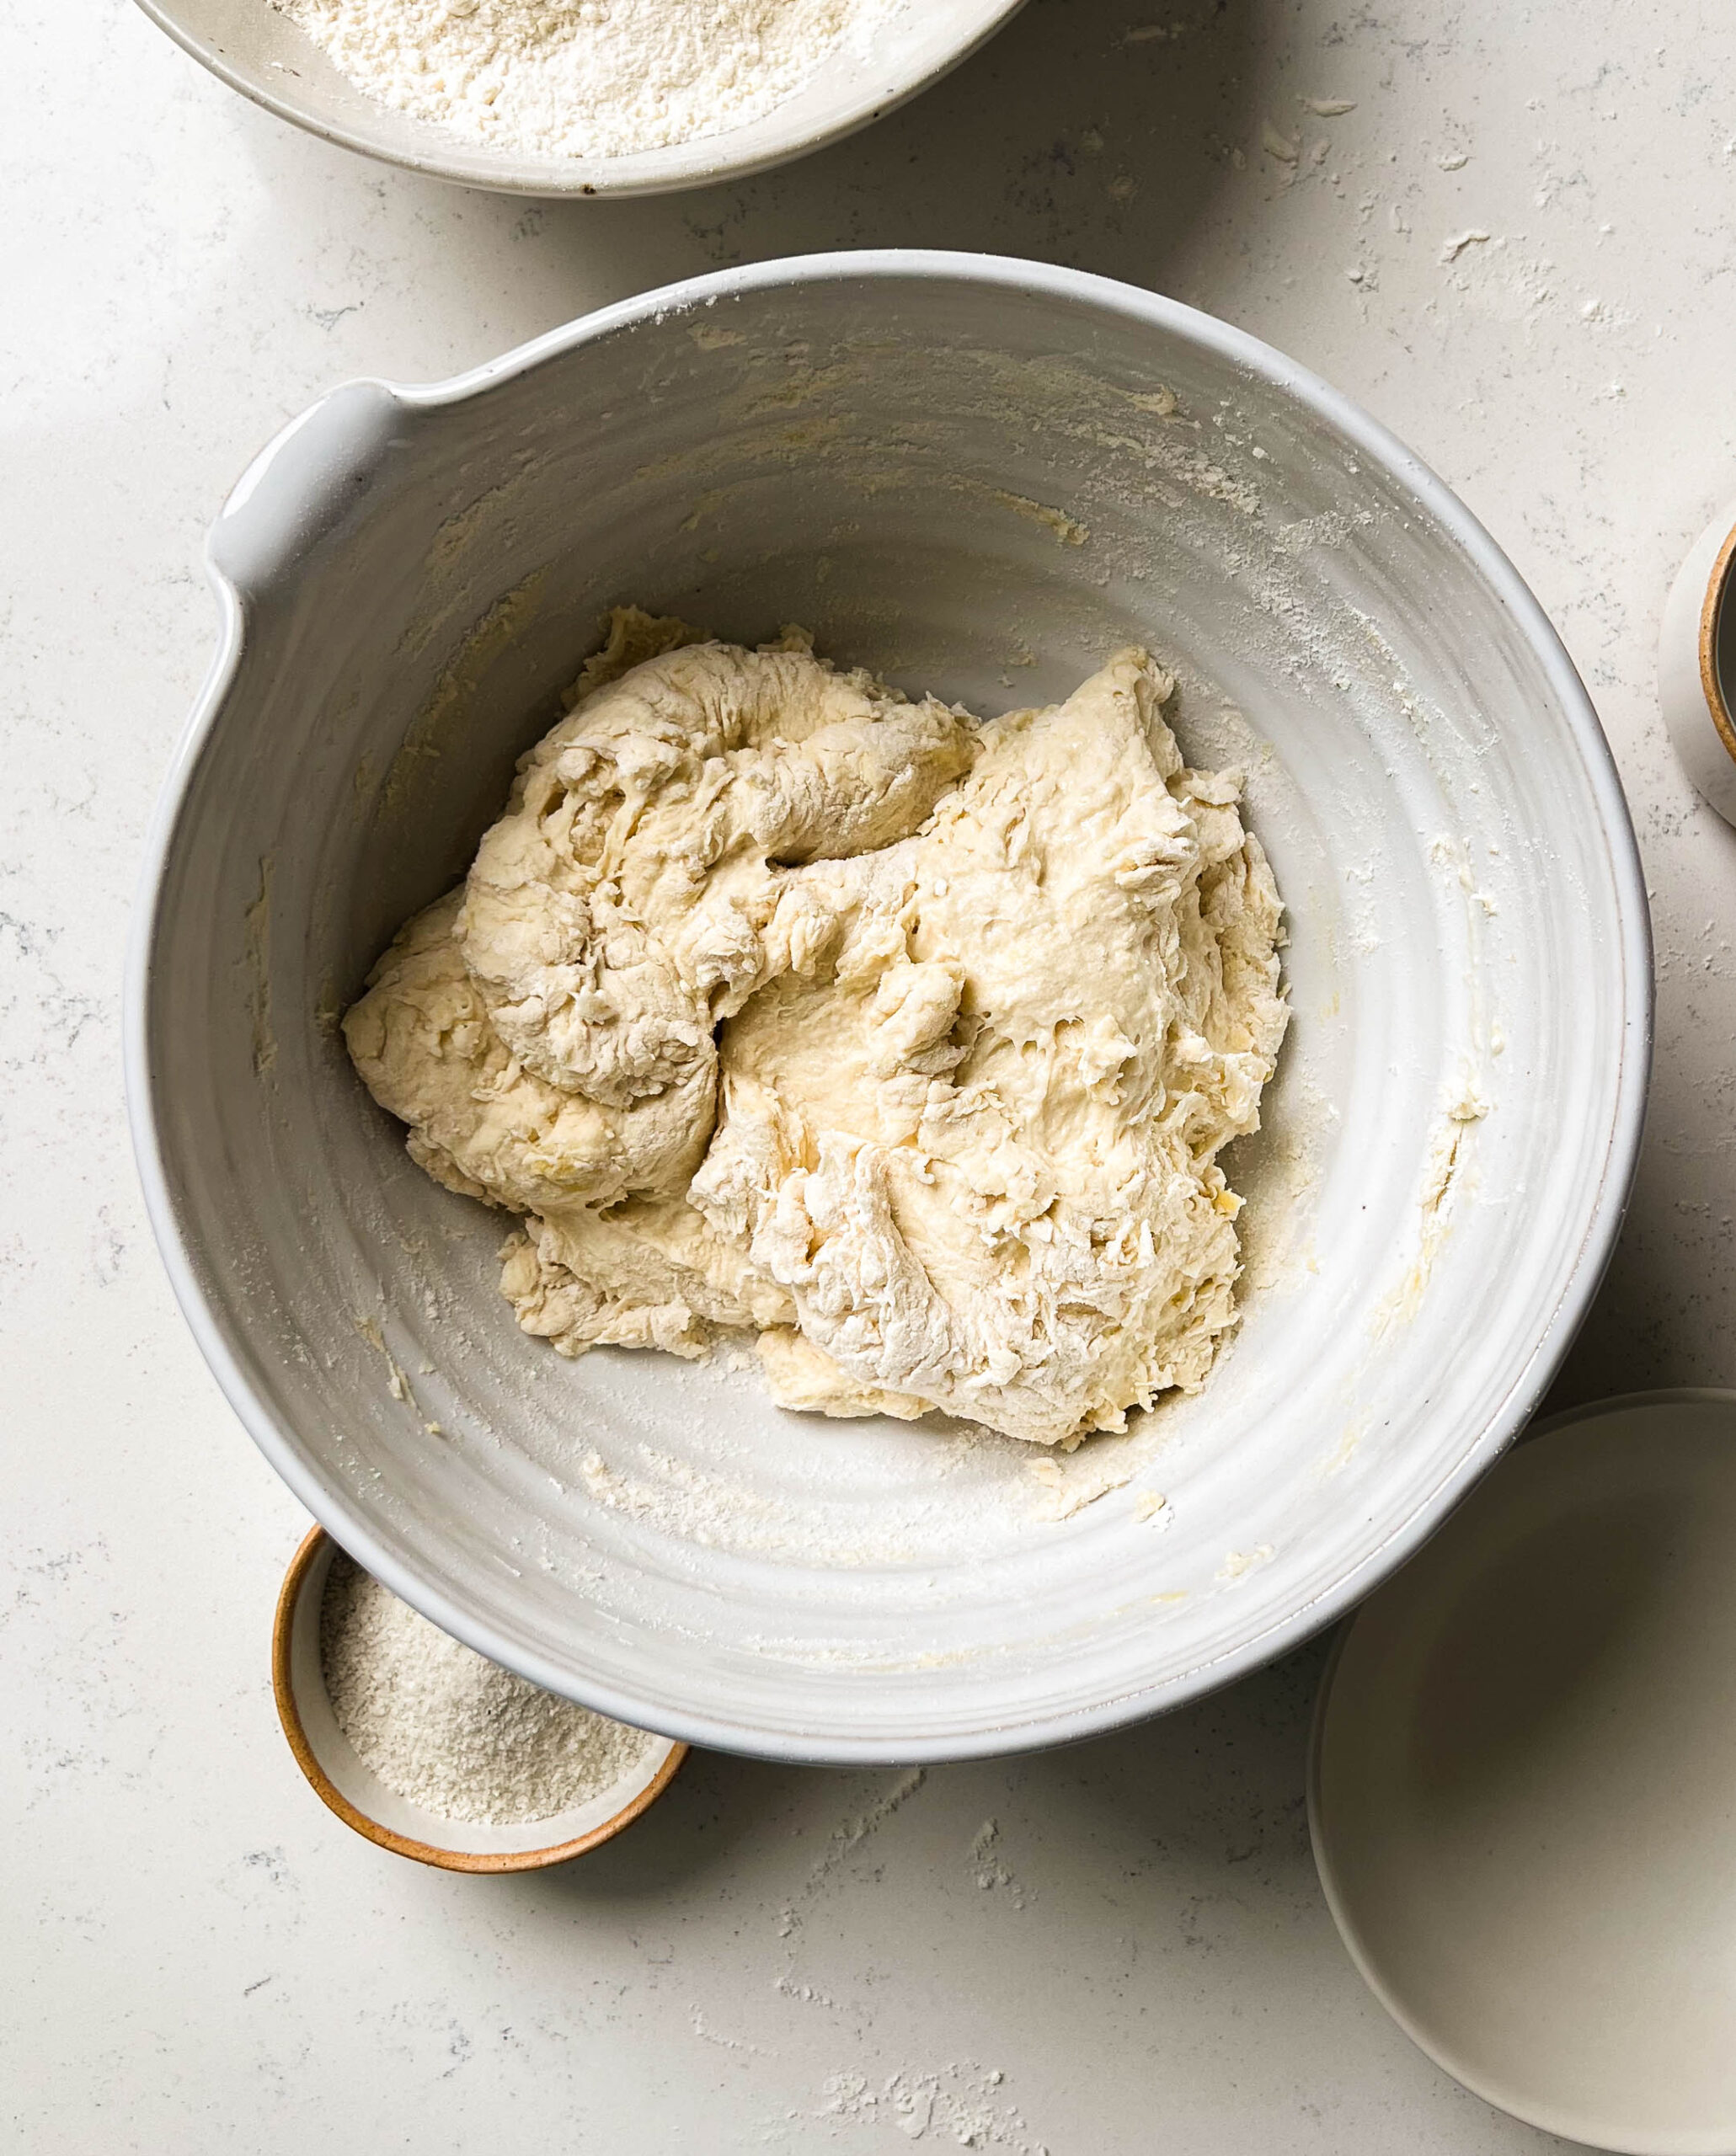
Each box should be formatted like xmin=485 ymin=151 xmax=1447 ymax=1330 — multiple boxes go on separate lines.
xmin=127 ymin=253 xmax=1650 ymax=1763
xmin=131 ymin=0 xmax=1028 ymax=196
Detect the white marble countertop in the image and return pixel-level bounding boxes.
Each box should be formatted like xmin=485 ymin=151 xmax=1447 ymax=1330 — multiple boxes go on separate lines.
xmin=7 ymin=1 xmax=1735 ymax=2148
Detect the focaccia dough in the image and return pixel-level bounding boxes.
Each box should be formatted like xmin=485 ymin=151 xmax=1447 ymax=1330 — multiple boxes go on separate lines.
xmin=345 ymin=611 xmax=1288 ymax=1446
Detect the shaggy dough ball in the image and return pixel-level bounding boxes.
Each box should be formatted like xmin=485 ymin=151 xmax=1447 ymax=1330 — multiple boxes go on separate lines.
xmin=345 ymin=611 xmax=1288 ymax=1446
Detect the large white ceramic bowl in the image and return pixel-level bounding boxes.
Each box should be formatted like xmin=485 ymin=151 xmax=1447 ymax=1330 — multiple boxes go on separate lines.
xmin=126 ymin=253 xmax=1651 ymax=1763
xmin=132 ymin=0 xmax=1027 ymax=197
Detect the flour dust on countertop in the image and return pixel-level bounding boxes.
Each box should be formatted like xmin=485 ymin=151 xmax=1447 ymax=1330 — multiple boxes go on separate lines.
xmin=319 ymin=1550 xmax=659 ymax=1824
xmin=272 ymin=0 xmax=899 ymax=162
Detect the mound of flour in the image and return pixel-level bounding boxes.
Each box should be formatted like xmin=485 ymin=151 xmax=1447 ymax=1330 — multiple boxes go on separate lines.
xmin=274 ymin=0 xmax=895 ymax=162
xmin=320 ymin=1551 xmax=659 ymax=1825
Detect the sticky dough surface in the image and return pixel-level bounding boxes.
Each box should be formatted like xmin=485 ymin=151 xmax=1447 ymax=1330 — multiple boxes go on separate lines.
xmin=345 ymin=610 xmax=1289 ymax=1446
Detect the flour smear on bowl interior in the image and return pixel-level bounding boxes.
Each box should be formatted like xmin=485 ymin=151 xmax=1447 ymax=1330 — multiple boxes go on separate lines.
xmin=270 ymin=0 xmax=899 ymax=160
xmin=341 ymin=608 xmax=1289 ymax=1450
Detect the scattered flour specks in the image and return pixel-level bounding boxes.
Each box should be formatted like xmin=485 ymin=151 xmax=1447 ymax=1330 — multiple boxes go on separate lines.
xmin=815 ymin=2061 xmax=1045 ymax=2152
xmin=968 ymin=1818 xmax=1033 ymax=1908
xmin=1440 ymin=226 xmax=1492 ymax=263
xmin=777 ymin=1768 xmax=927 ymax=1950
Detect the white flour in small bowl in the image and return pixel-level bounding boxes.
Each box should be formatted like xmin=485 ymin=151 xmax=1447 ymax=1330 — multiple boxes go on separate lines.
xmin=273 ymin=0 xmax=896 ymax=162
xmin=319 ymin=1550 xmax=659 ymax=1824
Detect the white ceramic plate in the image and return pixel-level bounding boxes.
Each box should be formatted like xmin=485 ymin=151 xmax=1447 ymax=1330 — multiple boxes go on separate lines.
xmin=1311 ymin=1391 xmax=1736 ymax=2155
xmin=127 ymin=254 xmax=1649 ymax=1763
xmin=131 ymin=0 xmax=1028 ymax=197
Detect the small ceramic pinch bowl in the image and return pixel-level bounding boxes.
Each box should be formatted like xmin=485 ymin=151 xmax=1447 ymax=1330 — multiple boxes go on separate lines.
xmin=274 ymin=1528 xmax=687 ymax=1870
xmin=131 ymin=0 xmax=1028 ymax=198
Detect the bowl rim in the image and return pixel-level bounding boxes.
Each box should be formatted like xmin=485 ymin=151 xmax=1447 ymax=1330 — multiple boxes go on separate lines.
xmin=126 ymin=248 xmax=1654 ymax=1764
xmin=129 ymin=0 xmax=1030 ymax=200
xmin=273 ymin=1524 xmax=689 ymax=1870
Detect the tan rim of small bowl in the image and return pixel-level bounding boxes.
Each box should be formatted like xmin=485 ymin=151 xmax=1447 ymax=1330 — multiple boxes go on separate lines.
xmin=272 ymin=1525 xmax=688 ymax=1872
xmin=1698 ymin=519 xmax=1736 ymax=766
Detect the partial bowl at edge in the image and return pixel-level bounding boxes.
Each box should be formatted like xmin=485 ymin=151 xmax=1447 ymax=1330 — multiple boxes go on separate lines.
xmin=131 ymin=0 xmax=1028 ymax=197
